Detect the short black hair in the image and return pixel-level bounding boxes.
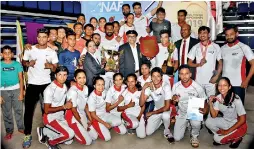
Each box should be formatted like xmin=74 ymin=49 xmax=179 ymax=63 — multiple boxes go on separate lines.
xmin=113 ymin=73 xmax=124 ymax=81
xmin=151 ymin=67 xmax=163 ymax=77
xmin=126 ymin=13 xmax=134 ymax=18
xmin=74 ymin=69 xmax=86 ymax=78
xmin=178 ymin=9 xmax=187 ymax=16
xmin=224 ymin=24 xmax=238 ymax=33
xmin=55 ymin=66 xmax=69 ymax=75
xmin=1 ymin=45 xmax=13 ymax=53
xmin=93 ymin=76 xmax=105 ymax=85
xmin=156 ymin=7 xmax=165 ymax=14
xmin=132 ymin=2 xmax=141 ymax=8
xmin=49 ymin=27 xmax=57 ymax=32
xmin=84 ymin=23 xmax=94 ymax=30
xmin=89 ymin=17 xmax=98 ymax=23
xmin=113 ymin=21 xmax=120 ymax=26
xmin=178 ymin=64 xmax=191 ymax=72
xmin=160 ymin=30 xmax=170 ymax=37
xmin=66 ymin=30 xmax=76 ymax=38
xmin=99 ymin=17 xmax=107 ymax=22
xmin=77 ymin=13 xmax=85 ymax=19
xmin=57 ymin=26 xmax=66 ymax=32
xmin=198 ymin=26 xmax=210 ymax=33
xmin=104 ymin=22 xmax=114 ymax=30
xmin=85 ymin=40 xmax=94 ymax=47
xmin=141 ymin=62 xmax=151 ymax=69
xmin=91 ymin=33 xmax=100 ymax=38
xmin=122 ymin=4 xmax=130 ymax=9
xmin=73 ymin=22 xmax=83 ymax=29
xmin=126 ymin=73 xmax=137 ymax=81
xmin=37 ymin=28 xmax=49 ymax=36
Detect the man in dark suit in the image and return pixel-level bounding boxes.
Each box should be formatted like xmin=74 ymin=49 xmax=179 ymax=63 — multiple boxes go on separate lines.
xmin=174 ymin=24 xmax=199 ymax=79
xmin=119 ymin=30 xmax=150 ymax=78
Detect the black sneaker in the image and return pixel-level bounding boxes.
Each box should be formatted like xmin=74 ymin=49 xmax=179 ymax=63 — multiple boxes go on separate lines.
xmin=45 ymin=138 xmax=62 ymax=149
xmin=37 ymin=127 xmax=46 ymax=144
xmin=229 ymin=137 xmax=243 ymax=148
xmin=165 ymin=133 xmax=175 ymax=144
xmin=213 ymin=141 xmax=221 ymax=146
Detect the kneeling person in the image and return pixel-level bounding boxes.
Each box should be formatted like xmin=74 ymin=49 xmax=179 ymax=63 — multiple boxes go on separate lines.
xmin=37 ymin=66 xmax=75 ymax=149
xmin=139 ymin=67 xmax=173 ymax=141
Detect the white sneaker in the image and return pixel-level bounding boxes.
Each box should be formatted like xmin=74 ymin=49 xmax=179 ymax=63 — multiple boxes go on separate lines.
xmin=190 ymin=137 xmax=199 ymax=148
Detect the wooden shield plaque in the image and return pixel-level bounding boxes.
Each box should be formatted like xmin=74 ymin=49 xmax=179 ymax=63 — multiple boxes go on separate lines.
xmin=139 ymin=36 xmax=159 ymax=58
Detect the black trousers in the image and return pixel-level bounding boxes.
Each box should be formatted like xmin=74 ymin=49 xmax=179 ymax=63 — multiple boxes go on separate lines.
xmin=24 ymin=84 xmax=49 ymax=135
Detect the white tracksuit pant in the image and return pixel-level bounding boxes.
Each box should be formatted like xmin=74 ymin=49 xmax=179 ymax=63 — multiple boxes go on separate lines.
xmin=205 ymin=117 xmax=247 ymax=144
xmin=173 ymin=115 xmax=202 ymax=141
xmin=92 ymin=112 xmax=126 ymax=141
xmin=43 ymin=115 xmax=75 ymax=146
xmin=101 ymin=72 xmax=114 ymax=92
xmin=200 ymin=83 xmax=216 ymax=97
xmin=135 ymin=111 xmax=171 ymax=138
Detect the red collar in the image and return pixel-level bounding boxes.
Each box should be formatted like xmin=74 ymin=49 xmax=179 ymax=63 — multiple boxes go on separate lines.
xmin=128 ymin=87 xmax=137 ymax=94
xmin=76 ymin=84 xmax=83 ymax=91
xmin=143 ymin=75 xmax=150 ymax=81
xmin=181 ymin=80 xmax=192 ymax=88
xmin=94 ymin=90 xmax=102 ymax=96
xmin=227 ymin=40 xmax=239 ymax=47
xmin=105 ymin=34 xmax=115 ymax=40
xmin=98 ymin=27 xmax=105 ymax=33
xmin=54 ymin=80 xmax=63 ymax=88
xmin=114 ymin=85 xmax=122 ymax=92
xmin=161 ymin=42 xmax=169 ymax=47
xmin=178 ymin=21 xmax=186 ymax=27
xmin=200 ymin=40 xmax=212 ymax=46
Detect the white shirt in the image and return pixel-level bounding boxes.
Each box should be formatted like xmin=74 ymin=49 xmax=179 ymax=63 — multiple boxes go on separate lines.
xmin=81 ymin=48 xmax=102 ymax=64
xmin=173 ymin=37 xmax=190 ymax=66
xmin=89 ymin=52 xmax=100 ymax=65
xmin=67 ymin=85 xmax=89 ymax=116
xmin=145 ymin=81 xmax=172 ymax=110
xmin=134 ymin=12 xmax=152 ymax=39
xmin=138 ymin=75 xmax=171 ymax=87
xmin=94 ymin=28 xmax=105 ymax=38
xmin=88 ymin=91 xmax=107 ymax=116
xmin=214 ymin=94 xmax=246 ymax=123
xmin=119 ymin=24 xmax=135 ymax=37
xmin=171 ymin=23 xmax=197 ymax=42
xmin=188 ymin=42 xmax=222 ymax=84
xmin=130 ymin=44 xmax=140 ymax=71
xmin=172 ymin=80 xmax=206 ymax=118
xmin=119 ymin=89 xmax=141 ymax=117
xmin=23 ymin=46 xmax=58 ymax=85
xmin=44 ymin=81 xmax=67 ymax=122
xmin=221 ymin=41 xmax=254 ymax=86
xmin=154 ymin=43 xmax=171 ymax=68
xmin=100 ymin=35 xmax=122 ymax=60
xmin=105 ymin=84 xmax=126 ymax=114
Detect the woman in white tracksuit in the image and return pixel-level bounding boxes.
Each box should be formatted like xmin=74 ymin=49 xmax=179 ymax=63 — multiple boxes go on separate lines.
xmin=87 ymin=76 xmax=126 ymax=141
xmin=105 ymin=73 xmax=127 ymax=134
xmin=65 ymin=69 xmax=98 ymax=145
xmin=117 ymin=73 xmax=145 ymax=137
xmin=205 ymin=77 xmax=247 ymax=148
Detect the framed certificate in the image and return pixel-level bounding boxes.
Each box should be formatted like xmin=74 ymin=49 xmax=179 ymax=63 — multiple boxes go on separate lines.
xmin=187 ymin=97 xmax=205 ymax=121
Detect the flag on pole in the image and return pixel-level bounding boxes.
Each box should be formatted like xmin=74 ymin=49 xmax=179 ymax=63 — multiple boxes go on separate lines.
xmin=207 ymin=1 xmax=223 ymax=41
xmin=16 ymin=20 xmax=24 ymax=62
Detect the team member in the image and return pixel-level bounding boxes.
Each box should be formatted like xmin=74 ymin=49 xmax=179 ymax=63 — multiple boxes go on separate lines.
xmin=119 ymin=4 xmax=131 ymax=26
xmin=22 ymin=28 xmax=58 ymax=148
xmin=1 ymin=45 xmax=24 ymax=140
xmin=105 ymin=73 xmax=127 ymax=134
xmin=65 ymin=69 xmax=98 ymax=145
xmin=147 ymin=7 xmax=171 ymax=43
xmin=113 ymin=21 xmax=120 ymax=36
xmin=88 ymin=77 xmax=125 ymax=141
xmin=37 ymin=66 xmax=74 ymax=149
xmin=206 ymin=77 xmax=247 ymax=148
xmin=139 ymin=67 xmax=173 ymax=142
xmin=117 ymin=74 xmax=144 ymax=136
xmin=171 ymin=65 xmax=207 ymax=148
xmin=221 ymin=25 xmax=254 ymax=104
xmin=77 ymin=14 xmax=86 ymax=26
xmin=188 ymin=26 xmax=222 ymax=97
xmin=59 ymin=31 xmax=80 ymax=88
xmin=83 ymin=24 xmax=94 ymax=42
xmin=90 ymin=17 xmax=98 ymax=30
xmin=94 ymin=17 xmax=107 ymax=38
xmin=118 ymin=13 xmax=135 ymax=43
xmin=132 ymin=1 xmax=163 ymax=39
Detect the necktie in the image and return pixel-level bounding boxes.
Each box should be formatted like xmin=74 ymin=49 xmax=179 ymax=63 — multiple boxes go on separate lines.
xmin=181 ymin=40 xmax=186 ymax=65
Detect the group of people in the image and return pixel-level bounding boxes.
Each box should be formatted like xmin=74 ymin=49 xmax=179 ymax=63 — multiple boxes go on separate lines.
xmin=1 ymin=1 xmax=254 ymax=149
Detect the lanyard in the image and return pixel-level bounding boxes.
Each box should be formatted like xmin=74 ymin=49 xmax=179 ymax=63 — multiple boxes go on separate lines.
xmin=200 ymin=41 xmax=211 ymax=59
